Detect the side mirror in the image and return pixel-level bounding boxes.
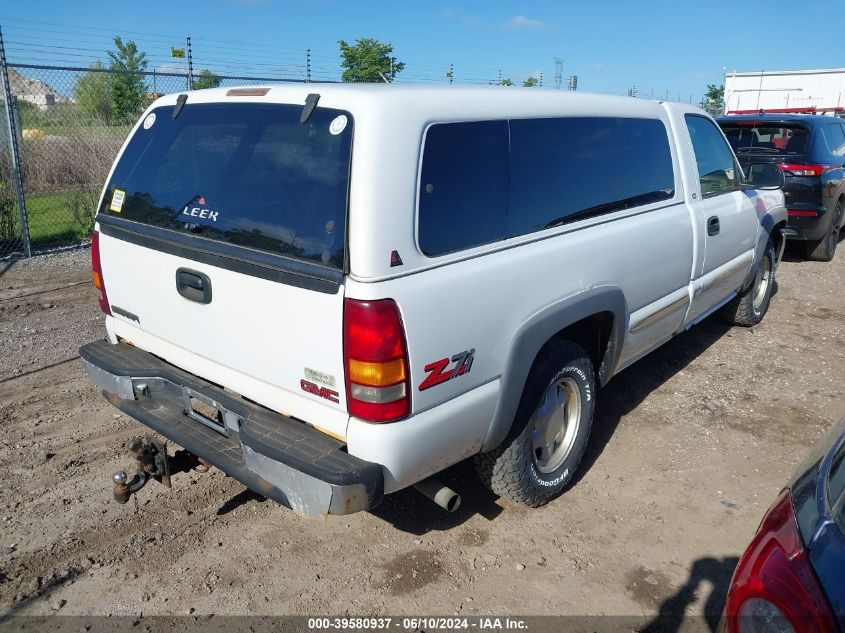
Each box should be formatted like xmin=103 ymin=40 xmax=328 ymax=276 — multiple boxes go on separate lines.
xmin=746 ymin=163 xmax=784 ymax=190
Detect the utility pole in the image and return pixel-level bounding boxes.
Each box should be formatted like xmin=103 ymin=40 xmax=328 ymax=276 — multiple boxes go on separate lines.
xmin=0 ymin=26 xmax=31 ymax=257
xmin=306 ymin=48 xmax=311 ymax=82
xmin=553 ymin=57 xmax=563 ymax=89
xmin=448 ymin=63 xmax=454 ymax=85
xmin=186 ymin=35 xmax=193 ymax=90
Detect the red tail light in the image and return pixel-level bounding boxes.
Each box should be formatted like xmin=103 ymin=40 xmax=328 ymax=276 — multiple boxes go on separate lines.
xmin=724 ymin=490 xmax=837 ymax=633
xmin=91 ymin=230 xmax=111 ymax=315
xmin=777 ymin=164 xmax=829 ymax=177
xmin=343 ymin=298 xmax=410 ymax=422
xmin=787 ymin=210 xmax=819 ymax=217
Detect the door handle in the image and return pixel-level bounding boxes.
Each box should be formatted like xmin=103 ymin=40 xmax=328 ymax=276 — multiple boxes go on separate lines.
xmin=176 ymin=268 xmax=212 ymax=304
xmin=707 ymin=216 xmax=720 ymax=236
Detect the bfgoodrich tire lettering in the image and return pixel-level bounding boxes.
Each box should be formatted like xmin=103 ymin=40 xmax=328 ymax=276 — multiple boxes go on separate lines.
xmin=474 ymin=340 xmax=595 ymax=507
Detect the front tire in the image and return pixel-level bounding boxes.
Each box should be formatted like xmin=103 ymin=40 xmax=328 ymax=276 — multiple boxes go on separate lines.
xmin=474 ymin=340 xmax=595 ymax=507
xmin=720 ymin=239 xmax=775 ymax=327
xmin=804 ymin=199 xmax=843 ymax=262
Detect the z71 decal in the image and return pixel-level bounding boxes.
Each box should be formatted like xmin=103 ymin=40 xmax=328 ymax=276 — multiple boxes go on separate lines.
xmin=418 ymin=348 xmax=475 ymax=391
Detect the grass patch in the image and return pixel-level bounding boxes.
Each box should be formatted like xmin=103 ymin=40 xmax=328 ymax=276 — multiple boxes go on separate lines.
xmin=25 ymin=191 xmax=96 ymax=247
xmin=19 ymin=105 xmax=134 ymax=140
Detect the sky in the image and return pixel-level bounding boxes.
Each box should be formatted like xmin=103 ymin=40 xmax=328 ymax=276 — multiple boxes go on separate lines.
xmin=0 ymin=0 xmax=840 ymax=102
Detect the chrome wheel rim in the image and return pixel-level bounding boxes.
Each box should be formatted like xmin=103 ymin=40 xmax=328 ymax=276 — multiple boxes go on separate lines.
xmin=752 ymin=253 xmax=771 ymax=311
xmin=531 ymin=377 xmax=581 ymax=474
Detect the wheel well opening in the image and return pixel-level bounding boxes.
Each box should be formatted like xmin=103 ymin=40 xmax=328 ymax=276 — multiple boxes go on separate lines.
xmin=547 ymin=312 xmax=614 ymax=382
xmin=771 ymin=220 xmax=786 ymax=253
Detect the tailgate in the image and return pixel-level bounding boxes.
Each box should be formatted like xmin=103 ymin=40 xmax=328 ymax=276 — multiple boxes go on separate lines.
xmin=94 ymin=99 xmax=354 ymax=439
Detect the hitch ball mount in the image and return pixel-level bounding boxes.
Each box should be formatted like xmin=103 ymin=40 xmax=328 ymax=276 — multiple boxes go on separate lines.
xmin=112 ymin=436 xmax=210 ymax=504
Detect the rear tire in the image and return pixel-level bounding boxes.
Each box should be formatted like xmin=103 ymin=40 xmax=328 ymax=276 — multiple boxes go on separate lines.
xmin=804 ymin=199 xmax=843 ymax=262
xmin=720 ymin=239 xmax=775 ymax=327
xmin=474 ymin=340 xmax=595 ymax=507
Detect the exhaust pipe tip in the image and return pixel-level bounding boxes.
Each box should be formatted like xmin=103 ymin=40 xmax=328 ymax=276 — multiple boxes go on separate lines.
xmin=414 ymin=478 xmax=461 ymax=512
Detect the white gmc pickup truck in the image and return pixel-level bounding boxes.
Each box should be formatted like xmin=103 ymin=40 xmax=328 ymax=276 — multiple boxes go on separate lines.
xmin=80 ymin=85 xmax=788 ymax=517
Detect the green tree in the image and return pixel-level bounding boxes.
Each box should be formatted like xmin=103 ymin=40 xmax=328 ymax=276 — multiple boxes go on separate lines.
xmin=0 ymin=183 xmax=16 ymax=243
xmin=704 ymin=84 xmax=725 ymax=114
xmin=73 ymin=60 xmax=112 ymax=124
xmin=494 ymin=78 xmax=513 ymax=87
xmin=108 ymin=36 xmax=149 ymax=123
xmin=523 ymin=76 xmax=539 ymax=88
xmin=193 ymin=69 xmax=221 ymax=90
xmin=338 ymin=38 xmax=405 ymax=83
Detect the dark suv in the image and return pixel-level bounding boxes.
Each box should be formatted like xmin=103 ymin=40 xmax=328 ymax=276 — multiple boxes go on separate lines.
xmin=717 ymin=114 xmax=845 ymax=261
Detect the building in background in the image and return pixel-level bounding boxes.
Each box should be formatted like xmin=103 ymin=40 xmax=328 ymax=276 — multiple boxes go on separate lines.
xmin=724 ymin=68 xmax=845 ymax=116
xmin=7 ymin=67 xmax=69 ymax=110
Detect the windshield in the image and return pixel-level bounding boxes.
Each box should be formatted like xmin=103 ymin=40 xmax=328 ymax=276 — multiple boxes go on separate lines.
xmin=99 ymin=102 xmax=353 ymax=269
xmin=720 ymin=123 xmax=808 ymax=156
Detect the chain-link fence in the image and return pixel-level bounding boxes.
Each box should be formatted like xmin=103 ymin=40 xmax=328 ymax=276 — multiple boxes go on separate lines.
xmin=0 ymin=90 xmax=25 ymax=258
xmin=0 ymin=60 xmax=313 ymax=258
xmin=0 ymin=50 xmax=710 ymax=259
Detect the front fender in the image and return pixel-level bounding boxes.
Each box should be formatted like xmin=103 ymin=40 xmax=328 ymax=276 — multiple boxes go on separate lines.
xmin=481 ymin=286 xmax=627 ymax=452
xmin=743 ymin=188 xmax=787 ymax=289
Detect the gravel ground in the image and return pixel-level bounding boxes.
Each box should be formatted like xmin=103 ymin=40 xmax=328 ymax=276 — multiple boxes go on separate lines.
xmin=0 ymin=243 xmax=843 ymax=629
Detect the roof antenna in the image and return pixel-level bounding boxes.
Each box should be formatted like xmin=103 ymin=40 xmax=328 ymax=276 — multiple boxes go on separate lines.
xmin=172 ymin=94 xmax=188 ymax=119
xmin=301 ymin=93 xmax=320 ymax=124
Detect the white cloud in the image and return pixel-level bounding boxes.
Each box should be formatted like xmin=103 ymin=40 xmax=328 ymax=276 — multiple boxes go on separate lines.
xmin=503 ymin=15 xmax=554 ymax=31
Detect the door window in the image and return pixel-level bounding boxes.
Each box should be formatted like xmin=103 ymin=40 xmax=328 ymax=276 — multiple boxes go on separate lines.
xmin=685 ymin=115 xmax=739 ymax=196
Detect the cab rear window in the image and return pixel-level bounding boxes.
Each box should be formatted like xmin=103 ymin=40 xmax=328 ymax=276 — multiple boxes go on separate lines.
xmin=100 ymin=103 xmax=353 ymax=269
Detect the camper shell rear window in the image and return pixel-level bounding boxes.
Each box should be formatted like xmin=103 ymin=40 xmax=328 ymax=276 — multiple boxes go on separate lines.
xmin=100 ymin=102 xmax=353 ymax=269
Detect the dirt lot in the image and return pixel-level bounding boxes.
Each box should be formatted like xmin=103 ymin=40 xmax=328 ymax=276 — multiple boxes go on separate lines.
xmin=0 ymin=244 xmax=843 ymax=629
